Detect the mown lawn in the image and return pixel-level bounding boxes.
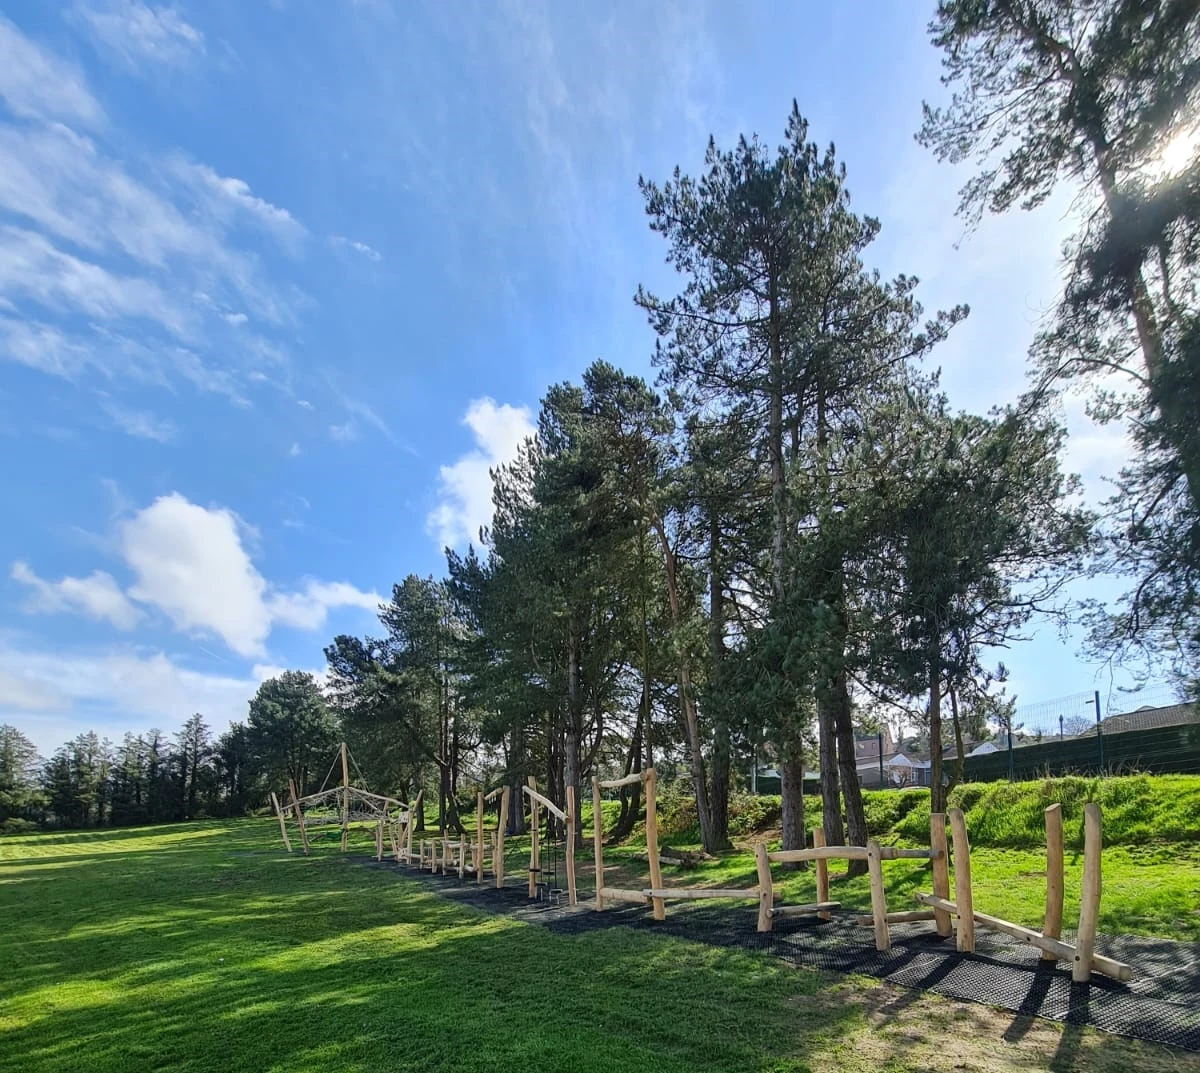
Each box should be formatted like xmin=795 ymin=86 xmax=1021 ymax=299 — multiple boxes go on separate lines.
xmin=2 ymin=819 xmax=1198 ymax=1073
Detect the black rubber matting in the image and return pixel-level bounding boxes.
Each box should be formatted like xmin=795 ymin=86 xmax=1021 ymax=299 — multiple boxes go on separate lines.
xmin=364 ymin=859 xmax=1200 ymax=1053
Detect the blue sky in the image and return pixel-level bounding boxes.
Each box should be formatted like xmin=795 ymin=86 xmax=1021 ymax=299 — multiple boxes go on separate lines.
xmin=0 ymin=1 xmax=1154 ymax=756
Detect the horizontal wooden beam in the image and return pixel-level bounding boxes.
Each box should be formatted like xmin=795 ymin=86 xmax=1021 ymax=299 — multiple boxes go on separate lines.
xmin=770 ymin=901 xmax=841 ymax=918
xmin=641 ymin=888 xmax=760 ymax=900
xmin=598 ymin=771 xmax=647 ymax=790
xmin=768 ymin=846 xmax=869 ymax=864
xmin=854 ymin=910 xmax=937 ymax=926
xmin=521 ymin=785 xmax=567 ymax=822
xmin=599 ymin=886 xmax=652 ymax=904
xmin=913 ymin=894 xmax=1133 ymax=982
xmin=483 ymin=787 xmax=506 ymax=802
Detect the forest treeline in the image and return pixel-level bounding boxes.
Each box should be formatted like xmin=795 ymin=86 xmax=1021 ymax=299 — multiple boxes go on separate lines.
xmin=4 ymin=3 xmax=1197 ymax=853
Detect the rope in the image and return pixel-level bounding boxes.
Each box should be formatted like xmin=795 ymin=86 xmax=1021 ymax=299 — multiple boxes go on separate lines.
xmin=316 ymin=750 xmax=341 ymax=795
xmin=347 ymin=745 xmax=369 ymax=789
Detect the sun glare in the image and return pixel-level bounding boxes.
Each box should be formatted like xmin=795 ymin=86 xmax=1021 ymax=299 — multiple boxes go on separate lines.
xmin=1152 ymin=127 xmax=1198 ymax=180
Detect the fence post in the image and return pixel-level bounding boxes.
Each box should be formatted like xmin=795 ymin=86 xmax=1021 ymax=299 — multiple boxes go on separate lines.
xmin=1094 ymin=690 xmax=1104 ymax=775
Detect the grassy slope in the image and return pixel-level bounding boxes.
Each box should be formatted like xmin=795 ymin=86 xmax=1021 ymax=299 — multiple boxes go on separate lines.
xmin=2 ymin=818 xmax=1198 ymax=1073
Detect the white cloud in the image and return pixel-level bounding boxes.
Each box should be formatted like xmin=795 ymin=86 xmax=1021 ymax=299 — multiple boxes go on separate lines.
xmin=267 ymin=582 xmax=380 ymax=631
xmin=73 ymin=1 xmax=205 ymax=71
xmin=103 ymin=402 xmax=177 ymax=442
xmin=288 ymin=441 xmax=302 ymax=457
xmin=426 ymin=396 xmax=535 ymax=548
xmin=11 ymin=560 xmax=142 ymax=630
xmin=176 ymin=160 xmax=306 ymax=251
xmin=297 ymin=399 xmax=314 ymax=410
xmin=0 ymin=15 xmax=104 ymax=126
xmin=331 ymin=234 xmax=382 ymax=262
xmin=222 ymin=311 xmax=248 ymax=326
xmin=329 ymin=421 xmax=357 ymax=442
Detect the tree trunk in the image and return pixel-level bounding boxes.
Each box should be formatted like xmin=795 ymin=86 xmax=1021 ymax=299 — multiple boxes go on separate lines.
xmin=707 ymin=508 xmax=732 ymax=850
xmin=611 ymin=704 xmax=643 ymax=841
xmin=817 ymin=695 xmax=844 ymax=846
xmin=947 ymin=685 xmax=965 ymax=798
xmin=779 ymin=743 xmax=807 ymax=870
xmin=929 ymin=648 xmax=945 ymax=815
xmin=564 ymin=636 xmax=583 ymax=845
xmin=832 ymin=667 xmax=868 ymax=877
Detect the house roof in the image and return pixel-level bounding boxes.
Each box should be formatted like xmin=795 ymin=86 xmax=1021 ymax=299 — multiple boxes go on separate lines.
xmin=1083 ymin=702 xmax=1198 ymax=735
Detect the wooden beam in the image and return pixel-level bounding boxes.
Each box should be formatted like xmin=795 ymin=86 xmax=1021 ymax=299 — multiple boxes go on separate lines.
xmin=339 ymin=742 xmax=350 ymax=852
xmin=929 ymin=812 xmax=951 ymax=937
xmin=866 ymin=840 xmax=890 ymax=951
xmin=599 ymin=771 xmax=646 ymax=790
xmin=495 ymin=787 xmax=509 ymax=889
xmin=270 ymin=792 xmax=292 ymax=852
xmin=753 ymin=841 xmax=774 ymax=932
xmin=288 ymin=779 xmax=310 ymax=855
xmin=476 ymin=792 xmax=485 ymax=885
xmin=483 ymin=786 xmax=505 ymax=802
xmin=598 ymin=886 xmax=652 ymax=904
xmin=641 ymin=888 xmax=760 ymax=900
xmin=855 ymin=910 xmax=936 ymax=926
xmin=768 ymin=845 xmax=869 ymax=864
xmin=1043 ymin=803 xmax=1064 ymax=961
xmin=522 ymin=784 xmax=567 ymax=822
xmin=812 ymin=828 xmax=831 ymax=921
xmin=1075 ymin=802 xmax=1102 ymax=983
xmin=565 ymin=784 xmax=577 ymax=907
xmin=644 ymin=768 xmax=665 ymax=921
xmin=914 ymin=893 xmax=1132 ymax=982
xmin=770 ymin=901 xmax=841 ymax=918
xmin=948 ymin=808 xmax=974 ymax=953
xmin=592 ymin=776 xmax=605 ymax=912
xmin=527 ymin=775 xmax=539 ymax=899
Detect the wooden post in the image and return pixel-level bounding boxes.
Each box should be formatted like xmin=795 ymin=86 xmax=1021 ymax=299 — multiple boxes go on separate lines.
xmin=592 ymin=776 xmax=605 ymax=911
xmin=339 ymin=741 xmax=350 ymax=851
xmin=812 ymin=827 xmax=831 ymax=921
xmin=270 ymin=792 xmax=292 ymax=852
xmin=374 ymin=818 xmax=383 ymax=861
xmin=644 ymin=768 xmax=665 ymax=921
xmin=1074 ymin=802 xmax=1102 ymax=983
xmin=288 ymin=779 xmax=309 ymax=855
xmin=527 ymin=775 xmax=539 ymax=899
xmin=476 ymin=791 xmax=485 ymax=885
xmin=949 ymin=808 xmax=974 ymax=953
xmin=929 ymin=812 xmax=951 ymax=938
xmin=565 ymin=784 xmax=577 ymax=907
xmin=1043 ymin=803 xmax=1064 ymax=961
xmin=754 ymin=841 xmax=774 ymax=932
xmin=496 ymin=787 xmax=509 ymax=888
xmin=408 ymin=789 xmax=422 ymax=863
xmin=866 ymin=839 xmax=889 ymax=952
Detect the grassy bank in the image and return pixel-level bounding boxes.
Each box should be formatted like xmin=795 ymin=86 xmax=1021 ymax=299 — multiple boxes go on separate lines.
xmin=2 ymin=820 xmax=1198 ymax=1073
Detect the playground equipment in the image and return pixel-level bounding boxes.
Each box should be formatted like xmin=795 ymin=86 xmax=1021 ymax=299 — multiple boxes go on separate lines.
xmin=523 ymin=776 xmax=577 ymax=906
xmin=592 ymin=767 xmax=764 ymax=920
xmin=270 ymin=742 xmax=409 ymax=856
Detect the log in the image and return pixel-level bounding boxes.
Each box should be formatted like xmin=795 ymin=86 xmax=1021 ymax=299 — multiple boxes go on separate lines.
xmin=495 ymin=787 xmax=509 ymax=889
xmin=592 ymin=776 xmax=605 ymax=911
xmin=929 ymin=812 xmax=951 ymax=938
xmin=522 ymin=785 xmax=567 ymax=823
xmin=339 ymin=742 xmax=350 ymax=852
xmin=948 ymin=808 xmax=974 ymax=953
xmin=768 ymin=845 xmax=870 ymax=864
xmin=288 ymin=779 xmax=310 ymax=855
xmin=599 ymin=771 xmax=646 ymax=790
xmin=527 ymin=775 xmax=539 ymax=899
xmin=913 ymin=894 xmax=1132 ymax=982
xmin=1043 ymin=803 xmax=1064 ymax=961
xmin=1075 ymin=802 xmax=1102 ymax=983
xmin=644 ymin=768 xmax=665 ymax=921
xmin=813 ymin=828 xmax=831 ymax=921
xmin=598 ymin=886 xmax=652 ymax=904
xmin=866 ymin=840 xmax=890 ymax=952
xmin=484 ymin=786 xmax=505 ymax=802
xmin=476 ymin=792 xmax=485 ymax=886
xmin=770 ymin=901 xmax=841 ymax=918
xmin=753 ymin=842 xmax=774 ymax=933
xmin=270 ymin=792 xmax=292 ymax=852
xmin=879 ymin=847 xmax=942 ymax=860
xmin=565 ymin=785 xmax=577 ymax=907
xmin=855 ymin=910 xmax=936 ymax=926
xmin=641 ymin=888 xmax=760 ymax=900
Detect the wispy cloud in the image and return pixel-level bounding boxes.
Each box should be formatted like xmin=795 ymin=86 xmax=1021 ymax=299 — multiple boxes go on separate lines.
xmin=0 ymin=14 xmax=105 ymax=126
xmin=328 ymin=421 xmax=357 ymax=442
xmin=11 ymin=559 xmax=143 ymax=630
xmin=102 ymin=401 xmax=177 ymax=442
xmin=175 ymin=159 xmax=306 ymax=252
xmin=331 ymin=234 xmax=382 ymax=262
xmin=72 ymin=0 xmax=205 ymax=71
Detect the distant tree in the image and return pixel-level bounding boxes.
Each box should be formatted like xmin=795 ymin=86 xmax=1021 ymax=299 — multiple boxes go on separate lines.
xmin=175 ymin=714 xmax=212 ymax=820
xmin=0 ymin=725 xmax=41 ymax=826
xmin=42 ymin=732 xmax=111 ymax=827
xmin=211 ymin=722 xmax=257 ymax=816
xmin=248 ymin=673 xmax=339 ymax=797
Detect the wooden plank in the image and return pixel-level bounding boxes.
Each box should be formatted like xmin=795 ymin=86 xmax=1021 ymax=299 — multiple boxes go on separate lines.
xmin=929 ymin=812 xmax=951 ymax=937
xmin=855 ymin=910 xmax=936 ymax=926
xmin=339 ymin=742 xmax=350 ymax=851
xmin=813 ymin=828 xmax=831 ymax=921
xmin=753 ymin=842 xmax=774 ymax=932
xmin=767 ymin=845 xmax=870 ymax=864
xmin=270 ymin=792 xmax=292 ymax=852
xmin=642 ymin=888 xmax=760 ymax=900
xmin=483 ymin=786 xmax=505 ymax=802
xmin=522 ymin=784 xmax=567 ymax=823
xmin=1075 ymin=802 xmax=1102 ymax=983
xmin=770 ymin=901 xmax=841 ymax=918
xmin=1043 ymin=803 xmax=1064 ymax=961
xmin=565 ymin=784 xmax=577 ymax=907
xmin=913 ymin=894 xmax=1132 ymax=982
xmin=949 ymin=808 xmax=974 ymax=953
xmin=598 ymin=886 xmax=652 ymax=904
xmin=644 ymin=768 xmax=665 ymax=921
xmin=598 ymin=771 xmax=646 ymax=790
xmin=592 ymin=776 xmax=606 ymax=911
xmin=495 ymin=787 xmax=509 ymax=889
xmin=527 ymin=775 xmax=539 ymax=899
xmin=866 ymin=840 xmax=890 ymax=951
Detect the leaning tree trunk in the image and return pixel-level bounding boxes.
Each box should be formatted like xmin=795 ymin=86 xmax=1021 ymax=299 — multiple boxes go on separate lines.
xmin=832 ymin=669 xmax=868 ymax=877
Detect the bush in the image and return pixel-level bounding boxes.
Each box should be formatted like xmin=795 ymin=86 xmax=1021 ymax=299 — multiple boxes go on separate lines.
xmin=1 ymin=818 xmax=40 ymax=835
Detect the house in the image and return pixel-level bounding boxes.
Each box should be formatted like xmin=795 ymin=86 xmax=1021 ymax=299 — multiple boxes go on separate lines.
xmin=1088 ymin=702 xmax=1199 ymax=735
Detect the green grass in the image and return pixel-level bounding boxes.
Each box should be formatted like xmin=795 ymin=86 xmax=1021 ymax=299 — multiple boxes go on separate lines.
xmin=3 ymin=807 xmax=1199 ymax=1072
